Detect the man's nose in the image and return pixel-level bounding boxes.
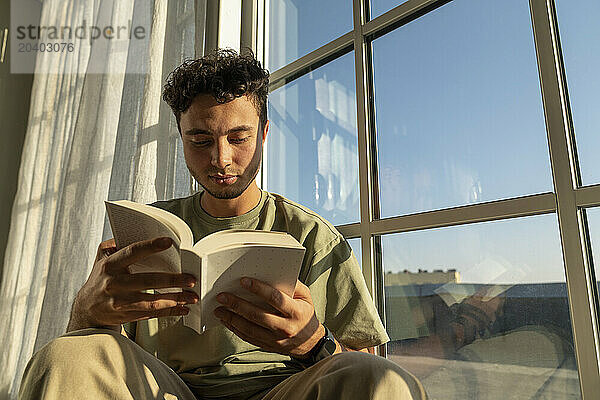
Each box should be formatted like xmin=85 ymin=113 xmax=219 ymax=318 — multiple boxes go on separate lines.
xmin=211 ymin=140 xmax=232 ymax=169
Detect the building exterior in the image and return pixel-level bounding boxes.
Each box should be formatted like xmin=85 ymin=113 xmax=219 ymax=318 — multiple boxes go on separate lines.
xmin=384 ymin=269 xmax=460 ymax=286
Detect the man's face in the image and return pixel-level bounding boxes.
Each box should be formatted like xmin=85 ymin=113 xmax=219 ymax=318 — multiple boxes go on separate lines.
xmin=179 ymin=94 xmax=267 ymax=199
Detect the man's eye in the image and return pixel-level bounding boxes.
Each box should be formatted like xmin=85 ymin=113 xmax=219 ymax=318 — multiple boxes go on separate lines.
xmin=191 ymin=140 xmax=211 ymax=146
xmin=230 ymin=137 xmax=249 ymax=144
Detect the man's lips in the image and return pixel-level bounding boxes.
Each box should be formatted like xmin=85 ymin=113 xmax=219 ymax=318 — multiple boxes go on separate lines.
xmin=209 ymin=175 xmax=238 ymax=184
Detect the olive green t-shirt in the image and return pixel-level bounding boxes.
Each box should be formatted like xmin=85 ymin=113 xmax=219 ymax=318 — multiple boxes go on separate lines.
xmin=124 ymin=190 xmax=388 ymax=398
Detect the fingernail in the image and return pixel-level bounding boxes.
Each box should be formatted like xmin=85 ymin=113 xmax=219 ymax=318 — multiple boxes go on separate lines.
xmin=241 ymin=278 xmax=251 ymax=288
xmin=187 ymin=294 xmax=198 ymax=304
xmin=216 ymin=293 xmax=227 ymax=304
xmin=184 ymin=274 xmax=196 ymax=287
xmin=155 ymin=237 xmax=172 ymax=248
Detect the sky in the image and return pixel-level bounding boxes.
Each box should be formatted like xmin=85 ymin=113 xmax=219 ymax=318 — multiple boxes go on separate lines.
xmin=263 ymin=0 xmax=599 ymax=284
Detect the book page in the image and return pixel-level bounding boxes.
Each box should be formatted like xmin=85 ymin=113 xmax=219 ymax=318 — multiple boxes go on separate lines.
xmin=193 ymin=229 xmax=303 ymax=255
xmin=109 ymin=200 xmax=194 ymax=248
xmin=105 ymin=202 xmax=182 ymax=274
xmin=434 ymin=283 xmax=513 ymax=307
xmin=200 ymin=245 xmax=305 ymax=331
xmin=434 ymin=256 xmax=524 ymax=306
xmin=181 ymin=249 xmax=202 ymax=334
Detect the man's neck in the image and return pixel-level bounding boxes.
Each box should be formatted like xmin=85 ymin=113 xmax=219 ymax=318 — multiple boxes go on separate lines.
xmin=200 ymin=183 xmax=262 ymax=217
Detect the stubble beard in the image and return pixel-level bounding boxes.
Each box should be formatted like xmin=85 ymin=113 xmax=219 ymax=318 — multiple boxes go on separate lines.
xmin=190 ymin=148 xmax=262 ymax=200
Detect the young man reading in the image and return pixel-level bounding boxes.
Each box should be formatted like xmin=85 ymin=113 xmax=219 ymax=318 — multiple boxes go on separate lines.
xmin=19 ymin=50 xmax=426 ymax=400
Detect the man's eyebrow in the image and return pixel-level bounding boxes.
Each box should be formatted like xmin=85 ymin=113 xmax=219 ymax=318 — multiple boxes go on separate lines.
xmin=226 ymin=125 xmax=254 ymax=134
xmin=183 ymin=128 xmax=211 ymax=136
xmin=182 ymin=125 xmax=254 ymax=136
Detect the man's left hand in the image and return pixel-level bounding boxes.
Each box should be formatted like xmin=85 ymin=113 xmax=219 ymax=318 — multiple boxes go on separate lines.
xmin=214 ymin=278 xmax=324 ymax=358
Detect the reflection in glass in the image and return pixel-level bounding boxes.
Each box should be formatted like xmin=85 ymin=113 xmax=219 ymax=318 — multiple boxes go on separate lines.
xmin=555 ymin=0 xmax=600 ymax=185
xmin=372 ymin=0 xmax=552 ymax=217
xmin=380 ymin=214 xmax=580 ymax=399
xmin=267 ymin=0 xmax=353 ymax=71
xmin=369 ymin=0 xmax=409 ymax=20
xmin=266 ymin=52 xmax=359 ymax=225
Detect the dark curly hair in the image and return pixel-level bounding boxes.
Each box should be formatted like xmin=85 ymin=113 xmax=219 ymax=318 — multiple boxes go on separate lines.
xmin=162 ymin=49 xmax=270 ymax=134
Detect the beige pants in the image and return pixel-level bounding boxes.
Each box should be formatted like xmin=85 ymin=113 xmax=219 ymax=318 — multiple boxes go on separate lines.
xmin=19 ymin=328 xmax=426 ymax=400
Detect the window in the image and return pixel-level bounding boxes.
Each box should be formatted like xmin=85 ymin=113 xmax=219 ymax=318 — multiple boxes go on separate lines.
xmin=555 ymin=0 xmax=600 ymax=186
xmin=266 ymin=0 xmax=353 ymax=71
xmin=584 ymin=208 xmax=600 ymax=306
xmin=380 ymin=215 xmax=579 ymax=398
xmin=267 ymin=51 xmax=360 ymax=225
xmin=372 ymin=0 xmax=551 ymax=217
xmin=369 ymin=0 xmax=410 ymax=20
xmin=256 ymin=0 xmax=600 ymax=397
xmin=347 ymin=238 xmax=362 ymax=269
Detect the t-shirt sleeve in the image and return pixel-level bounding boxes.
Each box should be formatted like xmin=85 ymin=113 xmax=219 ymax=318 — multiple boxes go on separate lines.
xmin=304 ymin=236 xmax=390 ymax=350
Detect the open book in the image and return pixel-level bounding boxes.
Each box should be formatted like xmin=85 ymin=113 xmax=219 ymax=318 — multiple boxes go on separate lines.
xmin=434 ymin=283 xmax=513 ymax=307
xmin=105 ymin=200 xmax=305 ymax=334
xmin=433 ymin=256 xmax=523 ymax=306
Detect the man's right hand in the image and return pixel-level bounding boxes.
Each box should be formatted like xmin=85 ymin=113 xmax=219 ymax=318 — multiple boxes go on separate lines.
xmin=66 ymin=237 xmax=198 ymax=333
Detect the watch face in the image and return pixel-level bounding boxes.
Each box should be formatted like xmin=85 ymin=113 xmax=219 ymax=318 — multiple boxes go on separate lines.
xmin=308 ymin=327 xmax=337 ymax=364
xmin=323 ymin=337 xmax=337 ymax=355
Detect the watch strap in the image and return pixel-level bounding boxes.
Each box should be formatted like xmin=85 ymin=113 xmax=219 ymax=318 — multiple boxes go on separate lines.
xmin=298 ymin=325 xmax=336 ymax=366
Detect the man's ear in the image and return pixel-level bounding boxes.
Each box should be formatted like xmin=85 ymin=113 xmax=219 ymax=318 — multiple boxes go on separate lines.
xmin=262 ymin=120 xmax=269 ymax=143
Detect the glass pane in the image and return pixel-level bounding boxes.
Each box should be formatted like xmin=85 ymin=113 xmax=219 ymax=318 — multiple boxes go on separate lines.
xmin=267 ymin=0 xmax=353 ymax=71
xmin=348 ymin=238 xmax=362 ymax=269
xmin=370 ymin=0 xmax=409 ymax=20
xmin=555 ymin=0 xmax=600 ymax=185
xmin=267 ymin=52 xmax=359 ymax=225
xmin=373 ymin=0 xmax=552 ymax=218
xmin=380 ymin=214 xmax=580 ymax=399
xmin=585 ymin=208 xmax=600 ymax=302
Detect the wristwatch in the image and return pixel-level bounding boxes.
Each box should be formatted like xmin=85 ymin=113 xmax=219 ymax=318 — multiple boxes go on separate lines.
xmin=298 ymin=325 xmax=337 ymax=366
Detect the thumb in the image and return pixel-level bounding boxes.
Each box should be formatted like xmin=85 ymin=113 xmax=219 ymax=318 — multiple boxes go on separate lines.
xmin=96 ymin=238 xmax=117 ymax=261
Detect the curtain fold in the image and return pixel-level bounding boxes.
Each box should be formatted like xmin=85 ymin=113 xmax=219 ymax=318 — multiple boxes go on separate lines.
xmin=0 ymin=1 xmax=196 ymax=397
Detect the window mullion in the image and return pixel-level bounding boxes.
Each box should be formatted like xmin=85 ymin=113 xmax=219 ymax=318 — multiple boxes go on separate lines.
xmin=353 ymin=0 xmax=382 ymax=356
xmin=530 ymin=0 xmax=600 ymax=397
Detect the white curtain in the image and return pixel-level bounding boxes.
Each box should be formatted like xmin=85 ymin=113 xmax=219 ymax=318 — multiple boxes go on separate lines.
xmin=0 ymin=0 xmax=197 ymax=397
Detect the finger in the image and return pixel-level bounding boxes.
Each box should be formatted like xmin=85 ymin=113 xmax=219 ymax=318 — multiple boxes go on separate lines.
xmin=220 ymin=317 xmax=276 ymax=353
xmin=129 ymin=305 xmax=190 ymax=321
xmin=218 ymin=314 xmax=269 ymax=349
xmin=114 ymin=290 xmax=199 ymax=311
xmin=215 ymin=292 xmax=286 ymax=331
xmin=96 ymin=239 xmax=117 ymax=260
xmin=240 ymin=278 xmax=295 ymax=316
xmin=292 ymin=280 xmax=312 ymax=300
xmin=111 ymin=272 xmax=197 ymax=291
xmin=214 ymin=307 xmax=278 ymax=345
xmin=104 ymin=237 xmax=174 ymax=273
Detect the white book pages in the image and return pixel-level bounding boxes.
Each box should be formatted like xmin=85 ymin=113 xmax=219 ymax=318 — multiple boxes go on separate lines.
xmin=435 ymin=283 xmax=514 ymax=307
xmin=200 ymin=245 xmax=305 ymax=331
xmin=181 ymin=248 xmax=202 ymax=333
xmin=192 ymin=229 xmax=303 ymax=254
xmin=107 ymin=200 xmax=195 ymax=248
xmin=105 ymin=201 xmax=182 ymax=274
